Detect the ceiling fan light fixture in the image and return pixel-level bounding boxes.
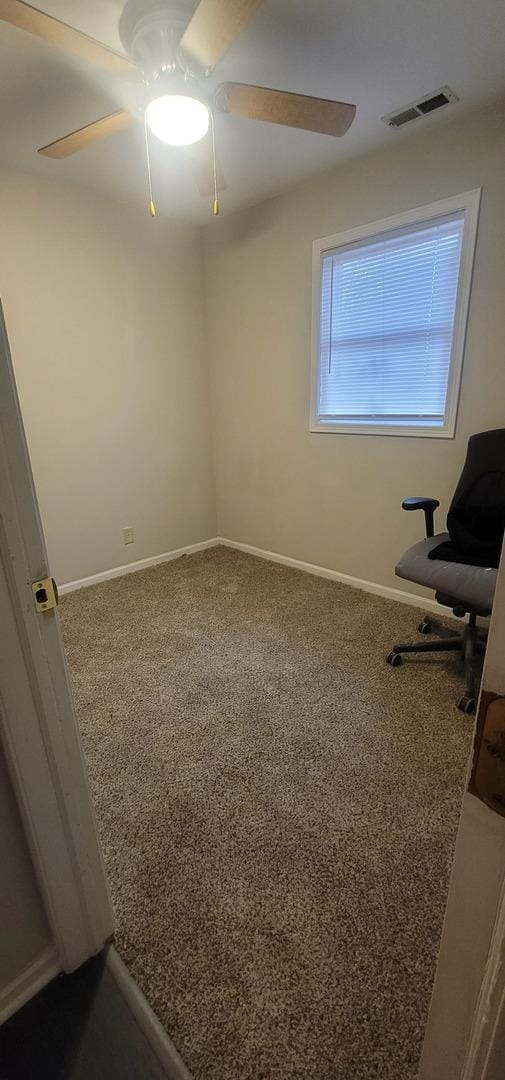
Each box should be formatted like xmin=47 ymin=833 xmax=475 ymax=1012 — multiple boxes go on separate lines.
xmin=146 ymin=94 xmax=209 ymax=146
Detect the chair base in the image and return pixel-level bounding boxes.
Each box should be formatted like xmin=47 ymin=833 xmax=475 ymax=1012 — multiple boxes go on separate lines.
xmin=386 ymin=612 xmax=487 ymax=714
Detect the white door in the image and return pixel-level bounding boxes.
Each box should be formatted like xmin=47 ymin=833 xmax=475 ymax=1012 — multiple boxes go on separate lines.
xmin=419 ymin=547 xmax=505 ymax=1079
xmin=0 ymin=303 xmax=113 ymax=990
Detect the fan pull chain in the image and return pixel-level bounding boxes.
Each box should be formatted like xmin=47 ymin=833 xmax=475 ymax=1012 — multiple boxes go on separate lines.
xmin=144 ymin=115 xmax=156 ymax=218
xmin=210 ymin=110 xmax=219 ymax=216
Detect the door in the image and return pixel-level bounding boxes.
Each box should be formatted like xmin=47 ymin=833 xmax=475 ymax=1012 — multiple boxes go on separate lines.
xmin=419 ymin=553 xmax=505 ymax=1075
xmin=0 ymin=302 xmax=113 ymax=1002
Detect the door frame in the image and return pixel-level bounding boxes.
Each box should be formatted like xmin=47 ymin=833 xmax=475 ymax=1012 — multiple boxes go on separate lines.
xmin=419 ymin=535 xmax=505 ymax=1077
xmin=464 ymin=875 xmax=505 ymax=1079
xmin=0 ymin=305 xmax=113 ymax=977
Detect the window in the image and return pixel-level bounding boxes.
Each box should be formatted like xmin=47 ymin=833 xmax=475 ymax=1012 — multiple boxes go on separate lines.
xmin=310 ymin=190 xmax=480 ymax=437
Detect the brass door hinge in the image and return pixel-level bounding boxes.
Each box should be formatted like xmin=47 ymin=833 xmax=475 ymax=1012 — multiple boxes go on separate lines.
xmin=32 ymin=577 xmax=59 ymax=612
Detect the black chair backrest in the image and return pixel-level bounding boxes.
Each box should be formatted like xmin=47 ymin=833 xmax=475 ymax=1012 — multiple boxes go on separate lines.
xmin=447 ymin=428 xmax=505 ymax=566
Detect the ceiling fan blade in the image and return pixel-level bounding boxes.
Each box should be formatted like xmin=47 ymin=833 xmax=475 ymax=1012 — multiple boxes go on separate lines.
xmin=178 ymin=0 xmax=263 ymax=72
xmin=185 ymin=138 xmax=227 ymax=197
xmin=38 ymin=111 xmax=135 ymax=159
xmin=0 ymin=0 xmax=137 ymax=76
xmin=215 ymin=83 xmax=356 ymax=136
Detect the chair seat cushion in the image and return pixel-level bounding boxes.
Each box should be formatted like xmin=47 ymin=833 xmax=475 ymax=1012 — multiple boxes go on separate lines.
xmin=396 ymin=533 xmax=497 ymax=613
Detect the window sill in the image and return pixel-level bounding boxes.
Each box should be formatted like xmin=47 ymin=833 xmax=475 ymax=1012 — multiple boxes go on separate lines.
xmin=309 ymin=420 xmax=455 ymax=438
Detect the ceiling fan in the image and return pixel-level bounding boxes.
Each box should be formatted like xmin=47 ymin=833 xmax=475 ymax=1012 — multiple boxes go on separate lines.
xmin=0 ymin=0 xmax=357 ymax=214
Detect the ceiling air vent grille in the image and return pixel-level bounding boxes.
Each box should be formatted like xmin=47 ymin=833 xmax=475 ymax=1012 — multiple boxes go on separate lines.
xmin=382 ymin=86 xmax=459 ymax=128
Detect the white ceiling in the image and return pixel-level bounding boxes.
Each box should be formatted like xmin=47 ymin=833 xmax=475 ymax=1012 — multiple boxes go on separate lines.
xmin=1 ymin=0 xmax=505 ymax=223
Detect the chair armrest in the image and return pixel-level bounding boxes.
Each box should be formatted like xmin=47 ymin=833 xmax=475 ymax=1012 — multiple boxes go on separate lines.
xmin=402 ymin=497 xmax=440 ymax=538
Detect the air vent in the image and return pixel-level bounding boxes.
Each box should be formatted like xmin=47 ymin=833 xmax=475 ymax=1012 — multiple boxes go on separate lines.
xmin=382 ymin=86 xmax=459 ymax=128
xmin=387 ymin=107 xmax=420 ymax=128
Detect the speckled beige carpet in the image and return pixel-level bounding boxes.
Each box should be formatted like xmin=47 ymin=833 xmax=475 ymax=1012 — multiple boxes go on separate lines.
xmin=60 ymin=547 xmax=472 ymax=1080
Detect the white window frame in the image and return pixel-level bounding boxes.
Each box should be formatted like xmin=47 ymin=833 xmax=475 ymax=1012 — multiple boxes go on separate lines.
xmin=310 ymin=189 xmax=481 ymax=438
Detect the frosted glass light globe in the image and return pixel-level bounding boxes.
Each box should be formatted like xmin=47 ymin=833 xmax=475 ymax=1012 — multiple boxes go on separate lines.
xmin=146 ymin=95 xmax=209 ymax=146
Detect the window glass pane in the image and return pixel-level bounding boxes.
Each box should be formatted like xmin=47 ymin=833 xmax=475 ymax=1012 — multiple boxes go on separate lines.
xmin=318 ymin=211 xmax=465 ymax=426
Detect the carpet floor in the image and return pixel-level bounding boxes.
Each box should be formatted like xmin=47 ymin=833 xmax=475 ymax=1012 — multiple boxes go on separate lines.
xmin=60 ymin=547 xmax=472 ymax=1080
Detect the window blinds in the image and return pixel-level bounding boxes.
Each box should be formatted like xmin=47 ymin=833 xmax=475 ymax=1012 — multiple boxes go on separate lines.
xmin=317 ymin=210 xmax=465 ymax=427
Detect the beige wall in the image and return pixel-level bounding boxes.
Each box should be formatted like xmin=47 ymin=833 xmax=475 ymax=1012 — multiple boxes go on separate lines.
xmin=3 ymin=105 xmax=505 ymax=595
xmin=0 ymin=169 xmax=215 ymax=586
xmin=0 ymin=737 xmax=51 ymax=990
xmin=204 ymin=103 xmax=505 ymax=595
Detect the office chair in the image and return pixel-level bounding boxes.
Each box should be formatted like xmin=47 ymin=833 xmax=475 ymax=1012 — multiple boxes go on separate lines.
xmin=386 ymin=429 xmax=505 ymax=714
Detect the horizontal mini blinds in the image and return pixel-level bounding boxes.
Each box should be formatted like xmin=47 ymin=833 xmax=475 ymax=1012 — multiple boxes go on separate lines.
xmin=318 ymin=211 xmax=465 ymax=426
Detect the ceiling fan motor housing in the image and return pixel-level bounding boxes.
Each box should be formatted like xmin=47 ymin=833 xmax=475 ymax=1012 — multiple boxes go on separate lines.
xmin=119 ymin=0 xmax=203 ymax=87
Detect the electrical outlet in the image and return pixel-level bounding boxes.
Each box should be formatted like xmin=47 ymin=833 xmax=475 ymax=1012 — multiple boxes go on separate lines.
xmin=123 ymin=527 xmax=134 ymax=545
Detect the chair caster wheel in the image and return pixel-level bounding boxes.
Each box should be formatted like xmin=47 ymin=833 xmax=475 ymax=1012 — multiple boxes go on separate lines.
xmin=458 ymin=694 xmax=476 ymax=715
xmin=418 ymin=619 xmax=432 ymax=635
xmin=387 ymin=651 xmax=402 ymax=667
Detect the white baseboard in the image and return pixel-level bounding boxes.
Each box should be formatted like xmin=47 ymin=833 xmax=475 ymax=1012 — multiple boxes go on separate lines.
xmin=59 ymin=538 xmax=219 ymax=595
xmin=0 ymin=945 xmax=60 ymax=1024
xmin=216 ymin=536 xmax=450 ymax=618
xmin=105 ymin=946 xmax=193 ymax=1080
xmin=60 ymin=532 xmax=448 ymax=619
